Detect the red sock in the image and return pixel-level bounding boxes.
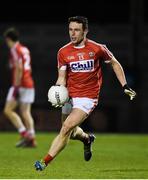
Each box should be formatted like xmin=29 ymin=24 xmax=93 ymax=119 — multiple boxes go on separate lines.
xmin=43 ymin=154 xmax=53 ymax=166
xmin=20 ymin=131 xmax=28 ymax=138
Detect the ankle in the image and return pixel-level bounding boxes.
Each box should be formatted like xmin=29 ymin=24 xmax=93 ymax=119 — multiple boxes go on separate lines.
xmin=43 ymin=154 xmax=53 ymax=166
xmin=81 ymin=132 xmax=89 ymax=142
xmin=20 ymin=130 xmax=28 ymax=138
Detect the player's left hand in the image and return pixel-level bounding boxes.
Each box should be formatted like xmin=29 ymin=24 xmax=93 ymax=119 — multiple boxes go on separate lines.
xmin=123 ymin=84 xmax=136 ymax=100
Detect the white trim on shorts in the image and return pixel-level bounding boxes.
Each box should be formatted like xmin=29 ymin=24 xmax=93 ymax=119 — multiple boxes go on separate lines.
xmin=6 ymin=86 xmax=35 ymax=104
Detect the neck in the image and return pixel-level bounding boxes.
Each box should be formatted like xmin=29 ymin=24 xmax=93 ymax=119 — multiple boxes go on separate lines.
xmin=75 ymin=37 xmax=86 ymax=47
xmin=11 ymin=41 xmax=19 ymax=48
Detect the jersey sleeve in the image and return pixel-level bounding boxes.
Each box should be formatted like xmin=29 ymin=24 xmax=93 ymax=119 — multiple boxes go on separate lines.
xmin=100 ymin=45 xmax=113 ymax=63
xmin=57 ymin=50 xmax=67 ymax=69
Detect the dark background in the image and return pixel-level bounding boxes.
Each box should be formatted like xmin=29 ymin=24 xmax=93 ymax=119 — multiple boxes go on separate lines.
xmin=0 ymin=0 xmax=147 ymax=133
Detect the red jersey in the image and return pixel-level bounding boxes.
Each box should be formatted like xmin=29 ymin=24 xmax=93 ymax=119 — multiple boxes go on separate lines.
xmin=9 ymin=42 xmax=34 ymax=88
xmin=57 ymin=39 xmax=113 ymax=99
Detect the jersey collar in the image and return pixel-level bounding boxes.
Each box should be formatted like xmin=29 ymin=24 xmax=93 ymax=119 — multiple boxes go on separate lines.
xmin=73 ymin=39 xmax=88 ymax=49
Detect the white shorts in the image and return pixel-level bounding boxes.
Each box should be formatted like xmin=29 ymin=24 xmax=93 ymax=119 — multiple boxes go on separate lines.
xmin=6 ymin=87 xmax=35 ymax=103
xmin=62 ymin=97 xmax=98 ymax=115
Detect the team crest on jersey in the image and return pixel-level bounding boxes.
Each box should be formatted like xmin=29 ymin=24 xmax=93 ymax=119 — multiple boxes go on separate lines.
xmin=89 ymin=51 xmax=95 ymax=57
xmin=70 ymin=59 xmax=94 ymax=72
xmin=67 ymin=56 xmax=75 ymax=60
xmin=77 ymin=52 xmax=85 ymax=60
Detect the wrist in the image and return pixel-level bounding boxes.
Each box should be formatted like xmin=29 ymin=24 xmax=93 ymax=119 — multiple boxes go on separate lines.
xmin=123 ymin=84 xmax=129 ymax=90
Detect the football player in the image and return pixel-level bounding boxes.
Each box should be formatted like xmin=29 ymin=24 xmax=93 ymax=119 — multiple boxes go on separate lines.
xmin=3 ymin=27 xmax=36 ymax=147
xmin=35 ymin=16 xmax=136 ymax=170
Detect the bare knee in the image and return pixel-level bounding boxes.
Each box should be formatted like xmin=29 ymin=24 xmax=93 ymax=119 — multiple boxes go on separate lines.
xmin=19 ymin=106 xmax=31 ymax=119
xmin=61 ymin=122 xmax=74 ymax=137
xmin=19 ymin=104 xmax=32 ymax=119
xmin=4 ymin=107 xmax=13 ymax=117
xmin=20 ymin=110 xmax=27 ymax=119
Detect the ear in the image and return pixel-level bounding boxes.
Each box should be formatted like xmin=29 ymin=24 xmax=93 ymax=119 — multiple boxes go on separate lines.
xmin=84 ymin=29 xmax=88 ymax=35
xmin=84 ymin=29 xmax=88 ymax=36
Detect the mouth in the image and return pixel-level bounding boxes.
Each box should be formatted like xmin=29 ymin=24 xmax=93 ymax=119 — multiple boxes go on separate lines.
xmin=71 ymin=37 xmax=77 ymax=41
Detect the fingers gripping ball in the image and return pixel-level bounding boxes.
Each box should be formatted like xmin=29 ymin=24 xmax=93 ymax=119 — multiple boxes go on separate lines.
xmin=48 ymin=85 xmax=69 ymax=106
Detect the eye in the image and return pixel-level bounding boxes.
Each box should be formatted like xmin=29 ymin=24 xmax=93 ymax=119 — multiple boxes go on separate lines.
xmin=75 ymin=29 xmax=81 ymax=32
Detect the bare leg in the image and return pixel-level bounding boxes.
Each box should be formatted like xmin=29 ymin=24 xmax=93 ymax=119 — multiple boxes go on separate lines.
xmin=19 ymin=103 xmax=35 ymax=137
xmin=48 ymin=108 xmax=87 ymax=158
xmin=18 ymin=102 xmax=36 ymax=147
xmin=62 ymin=113 xmax=89 ymax=142
xmin=4 ymin=100 xmax=26 ymax=131
xmin=35 ymin=109 xmax=94 ymax=170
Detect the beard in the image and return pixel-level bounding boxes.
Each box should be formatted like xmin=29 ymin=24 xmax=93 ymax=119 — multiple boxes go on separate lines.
xmin=74 ymin=36 xmax=84 ymax=46
xmin=71 ymin=32 xmax=85 ymax=46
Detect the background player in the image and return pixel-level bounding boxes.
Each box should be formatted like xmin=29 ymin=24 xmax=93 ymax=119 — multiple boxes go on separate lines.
xmin=3 ymin=27 xmax=36 ymax=147
xmin=35 ymin=16 xmax=136 ymax=170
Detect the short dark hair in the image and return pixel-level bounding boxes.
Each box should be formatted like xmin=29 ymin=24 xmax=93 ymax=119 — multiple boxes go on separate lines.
xmin=68 ymin=16 xmax=88 ymax=30
xmin=3 ymin=27 xmax=19 ymax=42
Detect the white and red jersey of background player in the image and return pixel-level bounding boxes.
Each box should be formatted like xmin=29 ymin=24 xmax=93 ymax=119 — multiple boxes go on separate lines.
xmin=58 ymin=39 xmax=113 ymax=99
xmin=9 ymin=42 xmax=34 ymax=88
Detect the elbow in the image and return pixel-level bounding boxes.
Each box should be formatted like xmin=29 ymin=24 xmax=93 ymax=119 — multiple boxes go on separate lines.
xmin=111 ymin=61 xmax=121 ymax=69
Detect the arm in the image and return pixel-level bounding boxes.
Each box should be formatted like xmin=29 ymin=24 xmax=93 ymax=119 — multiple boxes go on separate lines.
xmin=11 ymin=59 xmax=23 ymax=98
xmin=110 ymin=57 xmax=136 ymax=100
xmin=110 ymin=57 xmax=127 ymax=87
xmin=49 ymin=68 xmax=67 ymax=107
xmin=50 ymin=51 xmax=67 ymax=107
xmin=14 ymin=59 xmax=23 ymax=86
xmin=56 ymin=68 xmax=67 ymax=86
xmin=100 ymin=45 xmax=136 ymax=100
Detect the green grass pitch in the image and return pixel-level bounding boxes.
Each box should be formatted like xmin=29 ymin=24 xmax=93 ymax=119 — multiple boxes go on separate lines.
xmin=0 ymin=132 xmax=148 ymax=179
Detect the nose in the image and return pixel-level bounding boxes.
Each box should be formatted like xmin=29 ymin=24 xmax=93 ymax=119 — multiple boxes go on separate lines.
xmin=71 ymin=30 xmax=75 ymax=36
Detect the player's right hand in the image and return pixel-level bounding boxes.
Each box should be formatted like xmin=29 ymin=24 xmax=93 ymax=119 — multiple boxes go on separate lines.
xmin=12 ymin=86 xmax=19 ymax=98
xmin=123 ymin=84 xmax=136 ymax=100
